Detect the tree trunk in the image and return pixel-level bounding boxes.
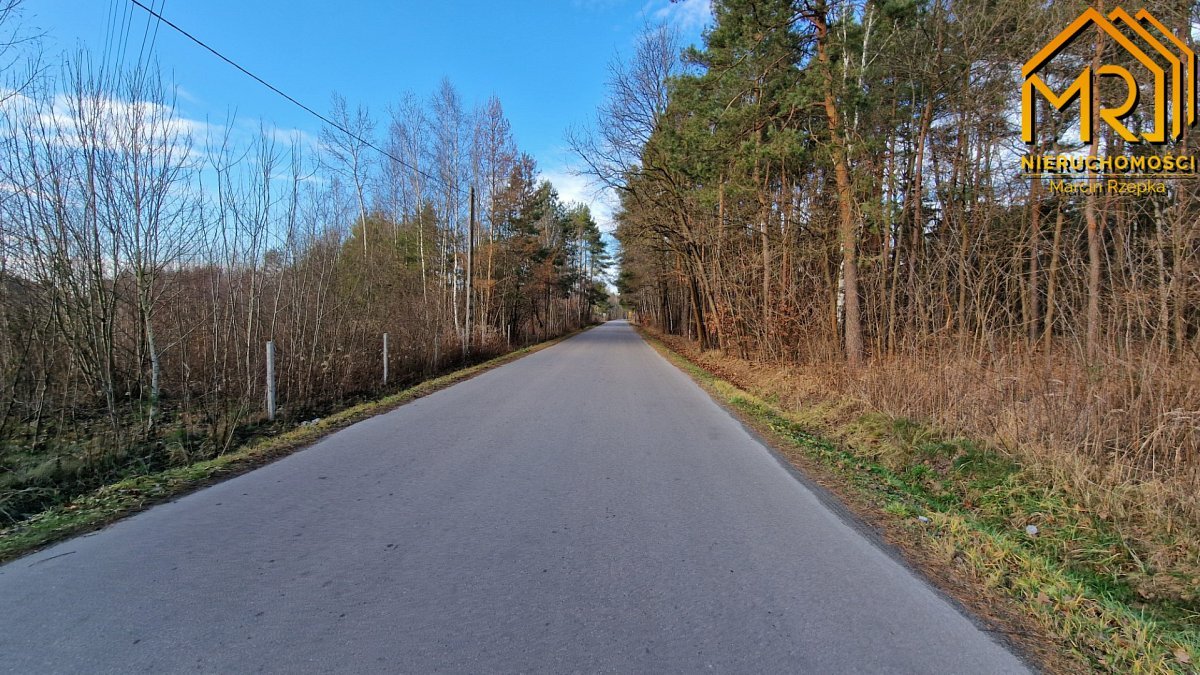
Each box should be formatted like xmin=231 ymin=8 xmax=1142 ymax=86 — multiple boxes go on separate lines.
xmin=1084 ymin=11 xmax=1103 ymax=360
xmin=813 ymin=4 xmax=863 ymax=367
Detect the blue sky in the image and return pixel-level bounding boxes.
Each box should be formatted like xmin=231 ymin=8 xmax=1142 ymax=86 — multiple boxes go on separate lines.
xmin=24 ymin=0 xmax=712 ymax=229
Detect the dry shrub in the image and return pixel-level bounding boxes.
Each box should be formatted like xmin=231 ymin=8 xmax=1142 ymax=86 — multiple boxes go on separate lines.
xmin=853 ymin=347 xmax=1199 ymax=520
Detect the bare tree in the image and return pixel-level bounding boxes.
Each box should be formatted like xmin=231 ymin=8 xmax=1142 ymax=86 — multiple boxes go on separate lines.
xmin=321 ymin=93 xmax=375 ymax=256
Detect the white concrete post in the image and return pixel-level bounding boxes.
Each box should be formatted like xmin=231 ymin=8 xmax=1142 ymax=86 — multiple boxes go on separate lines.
xmin=266 ymin=340 xmax=276 ymax=421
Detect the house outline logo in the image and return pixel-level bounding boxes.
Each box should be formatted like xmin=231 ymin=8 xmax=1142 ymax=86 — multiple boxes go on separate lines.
xmin=1022 ymin=7 xmax=1196 ymax=145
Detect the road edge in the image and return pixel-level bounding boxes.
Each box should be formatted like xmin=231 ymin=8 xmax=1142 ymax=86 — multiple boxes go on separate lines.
xmin=633 ymin=324 xmax=1077 ymax=674
xmin=0 ymin=325 xmax=596 ymax=564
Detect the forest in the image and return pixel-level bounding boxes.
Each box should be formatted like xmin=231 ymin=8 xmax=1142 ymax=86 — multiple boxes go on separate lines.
xmin=583 ymin=0 xmax=1197 ymax=504
xmin=574 ymin=0 xmax=1198 ymax=661
xmin=0 ymin=12 xmax=609 ymax=522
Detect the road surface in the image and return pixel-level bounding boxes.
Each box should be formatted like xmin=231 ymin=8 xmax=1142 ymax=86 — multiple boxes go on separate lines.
xmin=0 ymin=321 xmax=1028 ymax=673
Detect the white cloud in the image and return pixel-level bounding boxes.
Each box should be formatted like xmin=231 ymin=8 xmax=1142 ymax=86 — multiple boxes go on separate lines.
xmin=539 ymin=164 xmax=619 ymax=234
xmin=174 ymin=85 xmax=200 ymax=106
xmin=0 ymin=93 xmax=212 ymax=165
xmin=645 ymin=0 xmax=712 ymax=31
xmin=0 ymin=87 xmax=329 ymax=178
xmin=0 ymin=181 xmax=34 ymax=197
xmin=240 ymin=119 xmax=320 ymax=154
xmin=571 ymin=0 xmax=625 ymax=9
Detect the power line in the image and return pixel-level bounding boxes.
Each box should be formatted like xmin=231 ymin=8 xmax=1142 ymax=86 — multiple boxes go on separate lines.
xmin=114 ymin=0 xmax=135 ymax=71
xmin=134 ymin=0 xmax=165 ymax=71
xmin=102 ymin=0 xmax=116 ymax=68
xmin=126 ymin=0 xmax=465 ymax=197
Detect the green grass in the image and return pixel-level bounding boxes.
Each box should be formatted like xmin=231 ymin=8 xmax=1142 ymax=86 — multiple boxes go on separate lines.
xmin=0 ymin=328 xmax=586 ymax=563
xmin=643 ymin=330 xmax=1199 ymax=674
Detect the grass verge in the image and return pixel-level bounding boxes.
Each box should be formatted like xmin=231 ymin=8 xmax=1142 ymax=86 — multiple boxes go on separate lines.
xmin=640 ymin=328 xmax=1199 ymax=674
xmin=0 ymin=328 xmax=588 ymax=564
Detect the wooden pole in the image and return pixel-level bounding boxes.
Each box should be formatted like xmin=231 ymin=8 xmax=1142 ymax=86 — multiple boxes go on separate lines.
xmin=383 ymin=332 xmax=389 ymax=385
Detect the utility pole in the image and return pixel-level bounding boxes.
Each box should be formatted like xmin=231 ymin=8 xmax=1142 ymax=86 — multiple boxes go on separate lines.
xmin=464 ymin=184 xmax=475 ymax=358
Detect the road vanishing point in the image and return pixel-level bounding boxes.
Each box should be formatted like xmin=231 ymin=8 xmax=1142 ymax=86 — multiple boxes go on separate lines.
xmin=0 ymin=321 xmax=1029 ymax=673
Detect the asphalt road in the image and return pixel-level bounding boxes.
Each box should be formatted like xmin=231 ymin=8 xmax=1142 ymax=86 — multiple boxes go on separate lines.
xmin=0 ymin=321 xmax=1029 ymax=674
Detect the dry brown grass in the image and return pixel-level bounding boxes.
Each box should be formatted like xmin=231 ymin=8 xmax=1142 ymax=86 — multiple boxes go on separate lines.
xmin=647 ymin=329 xmax=1199 ymax=671
xmin=662 ymin=334 xmax=1200 ymax=613
xmin=856 ymin=349 xmax=1200 ymax=599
